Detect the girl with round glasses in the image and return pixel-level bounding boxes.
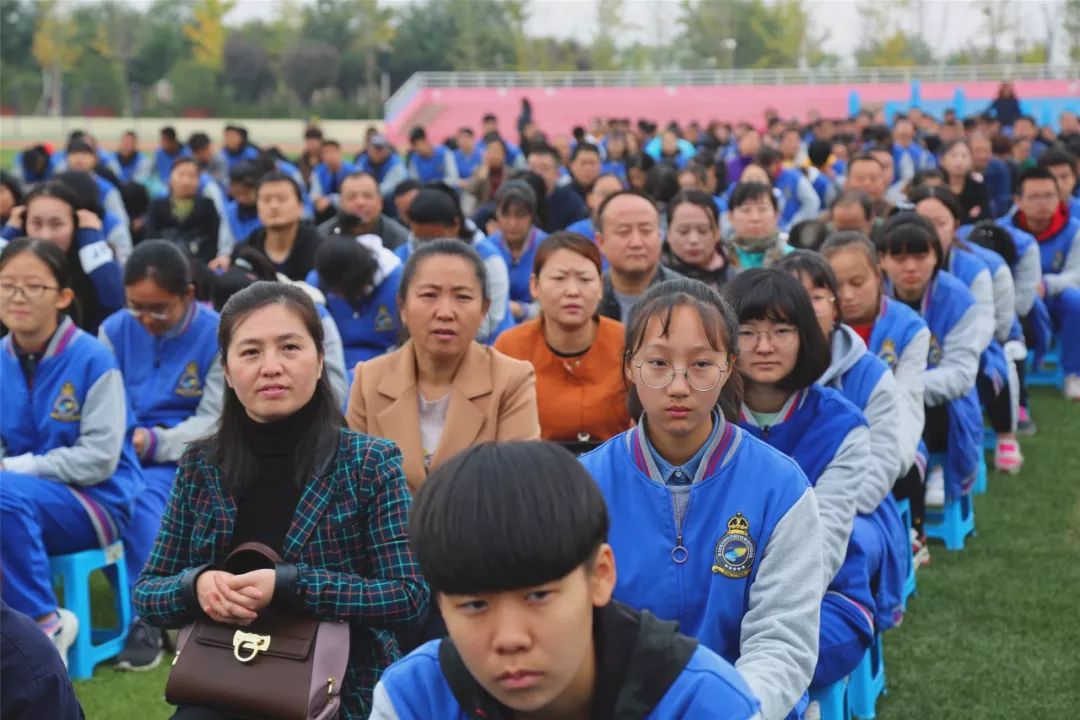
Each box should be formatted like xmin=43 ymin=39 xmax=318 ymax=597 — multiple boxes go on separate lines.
xmin=579 ymin=277 xmax=824 ymax=720
xmin=0 ymin=238 xmax=142 ymax=668
xmin=98 ymin=240 xmax=223 ymax=670
xmin=726 ymin=268 xmax=874 ymax=701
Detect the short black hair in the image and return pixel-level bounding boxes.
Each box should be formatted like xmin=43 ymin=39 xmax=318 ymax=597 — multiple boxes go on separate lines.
xmin=570 ymin=142 xmax=601 ymax=163
xmin=315 ymin=236 xmax=379 ymax=307
xmin=408 ymin=126 xmax=427 ymax=143
xmin=458 ymin=127 xmax=474 ymax=137
xmin=123 ymin=239 xmax=193 ymax=295
xmin=392 ymin=178 xmax=422 ymax=198
xmin=1017 ymin=165 xmax=1058 ymax=195
xmin=595 ymin=188 xmax=658 ymax=232
xmin=160 ymin=126 xmax=178 ymax=142
xmin=877 ymin=211 xmax=944 ymax=270
xmin=909 ymin=184 xmax=963 ymax=222
xmin=1037 ymin=148 xmax=1078 ymax=175
xmin=304 ymin=126 xmax=323 ymax=141
xmin=405 ymin=187 xmax=459 ymax=227
xmin=229 ymin=161 xmax=259 ymax=187
xmin=411 ymin=442 xmax=607 ymax=595
xmin=729 ymin=181 xmax=778 ymax=211
xmin=775 ymin=250 xmax=843 ymax=323
xmin=787 ymin=219 xmax=830 ymax=252
xmin=807 ymin=139 xmax=832 ymax=167
xmin=527 ymin=144 xmax=562 ymax=166
xmin=188 ymin=132 xmax=211 ymax=152
xmin=753 ymin=145 xmax=783 ymax=168
xmin=255 ymin=169 xmax=303 ymax=202
xmin=848 ymin=152 xmax=884 ymax=172
xmin=967 ymin=220 xmax=1018 ymax=266
xmin=66 ymin=139 xmax=94 ymax=156
xmin=831 ymin=188 xmax=873 ymax=220
xmin=723 ymin=268 xmax=831 ymax=392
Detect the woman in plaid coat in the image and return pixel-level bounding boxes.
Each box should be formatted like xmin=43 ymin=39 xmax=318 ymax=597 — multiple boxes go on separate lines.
xmin=134 ymin=281 xmax=428 ymax=719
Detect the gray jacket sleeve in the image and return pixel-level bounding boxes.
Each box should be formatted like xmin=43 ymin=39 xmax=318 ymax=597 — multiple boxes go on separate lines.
xmin=857 ymin=372 xmax=903 ymax=514
xmin=924 ymin=305 xmax=981 ymax=406
xmin=3 ymin=370 xmax=127 ymax=484
xmin=967 ymin=269 xmax=996 ymax=351
xmin=1045 ymin=226 xmax=1080 ymax=296
xmin=102 ymin=186 xmax=130 ymax=228
xmin=105 ymin=219 xmax=133 ymax=266
xmin=812 ymin=425 xmax=868 ymax=585
xmin=892 ymin=328 xmax=929 ymax=475
xmin=479 ymin=254 xmax=511 ymax=342
xmin=736 ymin=489 xmax=822 ymax=720
xmin=789 ymin=175 xmax=822 ymax=229
xmin=378 ymin=162 xmax=408 ymax=197
xmin=442 ymin=150 xmax=461 ymax=186
xmin=152 ymin=359 xmax=224 ymax=463
xmin=368 ymin=683 xmax=399 ymax=719
xmin=990 ymin=265 xmax=1016 ymax=344
xmin=321 ymin=314 xmax=349 ymax=408
xmin=1013 ymin=242 xmax=1041 ymax=317
xmin=200 ymin=181 xmax=234 ymax=258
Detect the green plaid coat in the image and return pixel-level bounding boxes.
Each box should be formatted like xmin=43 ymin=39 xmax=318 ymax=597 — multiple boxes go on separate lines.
xmin=134 ymin=428 xmax=429 ymax=718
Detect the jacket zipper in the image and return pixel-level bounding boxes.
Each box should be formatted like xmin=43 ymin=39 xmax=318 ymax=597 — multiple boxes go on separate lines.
xmin=669 ymin=486 xmax=691 ymax=565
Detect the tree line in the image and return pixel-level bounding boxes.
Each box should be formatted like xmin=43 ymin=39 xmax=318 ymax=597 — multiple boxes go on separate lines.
xmin=2 ymin=0 xmax=1077 ymax=120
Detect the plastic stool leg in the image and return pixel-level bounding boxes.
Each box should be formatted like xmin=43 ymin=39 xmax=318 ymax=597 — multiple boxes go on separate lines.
xmin=62 ymin=555 xmax=96 ymax=681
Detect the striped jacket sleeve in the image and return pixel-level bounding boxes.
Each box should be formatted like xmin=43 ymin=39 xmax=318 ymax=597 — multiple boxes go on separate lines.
xmin=295 ymin=438 xmax=428 ymax=627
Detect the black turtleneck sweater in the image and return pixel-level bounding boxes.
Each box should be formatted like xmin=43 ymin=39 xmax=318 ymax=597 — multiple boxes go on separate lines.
xmin=230 ymin=398 xmax=321 ymax=553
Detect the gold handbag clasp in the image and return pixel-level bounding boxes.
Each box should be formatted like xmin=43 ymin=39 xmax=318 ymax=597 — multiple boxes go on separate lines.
xmin=232 ymin=630 xmax=270 ymax=663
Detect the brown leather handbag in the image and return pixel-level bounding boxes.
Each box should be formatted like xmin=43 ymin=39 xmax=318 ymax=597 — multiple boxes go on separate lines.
xmin=165 ymin=543 xmax=351 ymax=720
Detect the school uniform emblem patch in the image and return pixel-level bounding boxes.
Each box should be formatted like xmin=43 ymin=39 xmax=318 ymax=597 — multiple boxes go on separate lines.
xmin=712 ymin=512 xmax=755 ymax=578
xmin=879 ymin=339 xmax=898 ymax=369
xmin=928 ymin=335 xmax=943 ymax=367
xmin=374 ymin=304 xmax=394 ymax=332
xmin=175 ymin=362 xmax=203 ymax=397
xmin=50 ymin=382 xmax=81 ymax=422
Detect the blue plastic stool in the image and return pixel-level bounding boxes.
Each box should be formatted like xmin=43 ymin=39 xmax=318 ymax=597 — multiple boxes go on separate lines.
xmin=810 ymin=677 xmax=852 ymax=720
xmin=972 ymin=452 xmax=988 ymax=495
xmin=923 ymin=454 xmax=976 ymax=551
xmin=895 ymin=498 xmax=916 ymax=608
xmin=1026 ymin=344 xmax=1064 ymax=390
xmin=982 ymin=426 xmax=996 ymax=452
xmin=50 ymin=542 xmax=132 ymax=680
xmin=849 ymin=633 xmax=886 ymax=719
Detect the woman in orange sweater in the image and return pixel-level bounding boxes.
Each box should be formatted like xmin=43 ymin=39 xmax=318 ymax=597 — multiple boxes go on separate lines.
xmin=495 ymin=232 xmax=631 ymax=450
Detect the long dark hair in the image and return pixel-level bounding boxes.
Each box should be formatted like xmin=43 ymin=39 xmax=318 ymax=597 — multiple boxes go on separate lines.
xmin=624 ymin=278 xmax=743 ymax=423
xmin=205 ymin=281 xmax=342 ymax=495
xmin=315 ymin=236 xmax=379 ymax=307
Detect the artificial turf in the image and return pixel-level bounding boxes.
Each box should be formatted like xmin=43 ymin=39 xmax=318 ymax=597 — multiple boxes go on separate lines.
xmin=72 ymin=387 xmax=1079 ymax=719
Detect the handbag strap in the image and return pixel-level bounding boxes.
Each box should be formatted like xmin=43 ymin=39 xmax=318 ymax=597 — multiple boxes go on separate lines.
xmin=224 ymin=542 xmax=284 ymax=573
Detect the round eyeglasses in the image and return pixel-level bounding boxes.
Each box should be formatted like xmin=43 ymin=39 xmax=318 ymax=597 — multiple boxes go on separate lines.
xmin=633 ymin=357 xmax=731 ymax=392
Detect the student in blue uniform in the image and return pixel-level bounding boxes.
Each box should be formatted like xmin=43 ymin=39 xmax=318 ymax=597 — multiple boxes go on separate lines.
xmin=452 ymin=127 xmax=484 ymax=182
xmin=878 ymin=213 xmax=983 ymax=505
xmin=309 ymin=139 xmax=356 ymax=212
xmin=223 ymin=162 xmax=263 ymax=249
xmin=407 ymin=126 xmax=460 ymax=186
xmin=372 ymin=441 xmax=762 ymax=720
xmin=63 ymin=141 xmax=131 ymax=228
xmin=755 ymin=147 xmax=821 ymax=232
xmin=1 ymin=181 xmax=124 ymax=335
xmin=1011 ymin=166 xmax=1080 ymax=400
xmin=579 ymin=279 xmax=823 ymax=720
xmin=112 ymin=130 xmax=151 ymax=185
xmin=97 ymin=240 xmax=223 ymax=671
xmin=217 ymin=124 xmax=260 ymax=176
xmin=13 ymin=144 xmax=53 ymax=186
xmin=0 ymin=238 xmax=142 ymax=668
xmin=152 ymin=127 xmax=189 ymax=189
xmin=725 ymin=268 xmax=874 ymax=697
xmin=820 ymin=231 xmax=932 ymax=552
xmin=309 ymin=234 xmax=402 ymax=376
xmin=53 ymin=170 xmax=134 ymax=266
xmin=357 ymin=134 xmax=408 ymax=199
xmin=489 ymin=180 xmax=548 ymax=323
xmin=912 ymin=185 xmax=1024 ymax=471
xmin=776 ymin=251 xmax=910 ymax=632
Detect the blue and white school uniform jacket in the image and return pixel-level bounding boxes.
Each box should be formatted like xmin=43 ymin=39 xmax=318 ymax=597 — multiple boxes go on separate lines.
xmin=452 ymin=147 xmax=483 ymax=180
xmin=948 ymin=247 xmax=1010 ymax=394
xmin=153 ymin=147 xmax=191 ymax=187
xmin=817 ymin=328 xmax=908 ymax=632
xmin=395 ymin=237 xmax=514 ymax=345
xmin=102 ymin=210 xmax=133 ymax=266
xmin=1032 ymin=215 xmax=1080 ymax=296
xmin=407 ymin=145 xmax=460 ymax=186
xmin=579 ymin=419 xmax=822 ymax=720
xmin=867 ymin=297 xmax=930 ymax=477
xmin=356 ymin=153 xmax=408 ymax=198
xmin=307 ymin=242 xmax=404 ymax=373
xmin=217 ymin=145 xmax=260 ymax=177
xmin=490 ymin=226 xmax=548 ymax=321
xmin=738 ymin=387 xmax=868 ymax=589
xmin=112 ymin=150 xmax=151 ymax=185
xmin=1 ymin=316 xmax=143 ymax=541
xmin=91 ymin=173 xmax=130 ymax=228
xmin=889 ymin=272 xmax=983 ymax=498
xmin=309 ymin=162 xmax=357 ymax=204
xmin=98 ymin=302 xmax=221 ymax=467
xmin=773 ymin=168 xmax=821 ymax=232
xmin=225 ymin=201 xmax=263 ymax=248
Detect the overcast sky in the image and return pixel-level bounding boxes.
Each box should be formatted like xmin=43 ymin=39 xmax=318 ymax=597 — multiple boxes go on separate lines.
xmin=124 ymin=0 xmax=1065 ymax=63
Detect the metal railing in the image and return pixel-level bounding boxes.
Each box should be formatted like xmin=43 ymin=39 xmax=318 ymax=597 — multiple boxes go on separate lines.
xmin=384 ymin=63 xmax=1080 ymax=120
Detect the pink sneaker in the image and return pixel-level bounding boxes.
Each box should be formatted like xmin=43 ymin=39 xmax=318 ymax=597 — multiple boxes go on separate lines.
xmin=995 ymin=439 xmax=1024 ymax=474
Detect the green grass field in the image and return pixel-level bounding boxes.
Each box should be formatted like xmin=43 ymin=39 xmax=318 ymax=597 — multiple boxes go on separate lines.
xmin=68 ymin=387 xmax=1079 ymax=719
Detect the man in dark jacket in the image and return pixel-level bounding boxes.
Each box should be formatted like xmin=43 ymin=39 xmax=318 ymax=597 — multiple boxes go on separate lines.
xmin=245 ymin=170 xmax=325 ymax=281
xmin=596 ymin=189 xmax=682 ymax=323
xmin=318 ymin=171 xmax=409 ymax=251
xmin=527 ymin=145 xmax=589 ymax=232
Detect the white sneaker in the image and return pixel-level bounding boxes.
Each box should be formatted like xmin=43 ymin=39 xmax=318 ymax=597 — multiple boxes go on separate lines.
xmin=925 ymin=466 xmax=946 ymax=507
xmin=1065 ymin=374 xmax=1080 ymax=401
xmin=804 ymin=700 xmax=822 ymax=720
xmin=49 ymin=608 xmax=79 ymax=668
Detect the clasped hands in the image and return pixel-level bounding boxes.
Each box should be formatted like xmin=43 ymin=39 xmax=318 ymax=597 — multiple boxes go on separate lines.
xmin=196 ymin=569 xmax=276 ymax=626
